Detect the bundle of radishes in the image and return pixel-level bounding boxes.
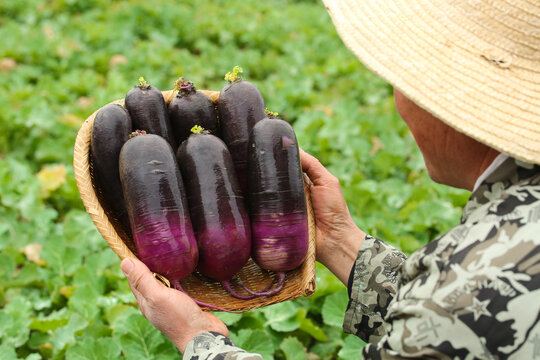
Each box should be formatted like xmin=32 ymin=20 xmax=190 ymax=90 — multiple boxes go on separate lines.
xmin=90 ymin=67 xmax=309 ymax=311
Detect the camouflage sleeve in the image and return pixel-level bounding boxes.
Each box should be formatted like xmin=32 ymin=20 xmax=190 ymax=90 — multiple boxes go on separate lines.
xmin=361 ymin=298 xmax=501 ymax=358
xmin=183 ymin=331 xmax=263 ymax=360
xmin=343 ymin=235 xmax=407 ymax=343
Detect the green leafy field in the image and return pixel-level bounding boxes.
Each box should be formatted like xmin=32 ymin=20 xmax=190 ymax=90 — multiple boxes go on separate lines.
xmin=0 ymin=0 xmax=469 ymax=359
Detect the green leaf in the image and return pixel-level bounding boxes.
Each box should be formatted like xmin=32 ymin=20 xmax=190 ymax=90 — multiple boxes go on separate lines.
xmin=153 ymin=341 xmax=181 ymax=360
xmin=0 ymin=253 xmax=16 ymax=280
xmin=23 ymin=288 xmax=51 ymax=311
xmin=0 ymin=344 xmax=18 ymax=360
xmin=296 ymin=308 xmax=327 ymax=341
xmin=400 ymin=235 xmax=422 ymax=254
xmin=25 ymin=354 xmax=42 ymax=360
xmin=233 ymin=329 xmax=276 ymax=360
xmin=214 ymin=311 xmax=243 ymax=326
xmin=235 ymin=311 xmax=265 ymax=330
xmin=10 ymin=263 xmax=45 ymax=288
xmin=62 ymin=210 xmax=102 ymax=252
xmin=65 ymin=337 xmax=121 ymax=360
xmin=30 ymin=308 xmax=70 ymax=332
xmin=85 ymin=249 xmax=119 ymax=274
xmin=337 ymin=334 xmax=366 ymax=360
xmin=73 ymin=265 xmax=106 ymax=294
xmin=321 ymin=290 xmax=348 ymax=327
xmin=28 ymin=330 xmax=51 ymax=350
xmin=310 ymin=326 xmax=344 ymax=359
xmin=0 ymin=297 xmax=32 ymax=347
xmin=40 ymin=236 xmax=79 ymax=279
xmin=83 ymin=323 xmax=113 ymax=339
xmin=280 ymin=337 xmax=306 ymax=360
xmin=261 ymin=301 xmax=300 ymax=332
xmin=114 ymin=313 xmax=167 ymax=359
xmin=0 ymin=311 xmax=14 ymax=341
xmin=106 ymin=304 xmax=139 ymax=328
xmin=68 ymin=283 xmax=101 ymax=320
xmin=311 ymin=264 xmax=346 ymax=300
xmin=50 ymin=313 xmax=89 ymax=351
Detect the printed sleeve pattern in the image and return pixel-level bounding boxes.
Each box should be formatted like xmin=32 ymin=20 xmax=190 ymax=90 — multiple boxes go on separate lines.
xmin=357 ymin=158 xmax=540 ymax=359
xmin=343 ymin=235 xmax=407 ymax=343
xmin=183 ymin=331 xmax=263 ymax=360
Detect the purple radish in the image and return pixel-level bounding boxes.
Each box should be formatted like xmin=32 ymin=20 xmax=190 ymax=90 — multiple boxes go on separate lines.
xmin=176 ymin=127 xmax=256 ymax=299
xmin=91 ymin=103 xmax=134 ymax=252
xmin=119 ymin=132 xmax=197 ymax=283
xmin=218 ymin=66 xmax=266 ymax=194
xmin=246 ymin=116 xmax=309 ymax=295
xmin=124 ymin=77 xmax=176 ymax=149
xmin=119 ymin=131 xmax=234 ymax=312
xmin=168 ymin=78 xmax=220 ymax=145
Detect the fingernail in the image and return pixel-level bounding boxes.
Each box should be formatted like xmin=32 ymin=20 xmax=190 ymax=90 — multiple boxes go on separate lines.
xmin=121 ymin=258 xmax=134 ymax=276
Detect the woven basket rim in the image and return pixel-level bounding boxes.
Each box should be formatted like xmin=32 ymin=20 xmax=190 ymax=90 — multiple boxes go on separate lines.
xmin=73 ymin=89 xmax=317 ymax=312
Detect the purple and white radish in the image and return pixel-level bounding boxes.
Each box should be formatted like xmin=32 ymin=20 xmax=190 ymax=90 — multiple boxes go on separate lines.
xmin=176 ymin=127 xmax=256 ymax=299
xmin=119 ymin=131 xmax=234 ymax=312
xmin=246 ymin=115 xmax=309 ymax=295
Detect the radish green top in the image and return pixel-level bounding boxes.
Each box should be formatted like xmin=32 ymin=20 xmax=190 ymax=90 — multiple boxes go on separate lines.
xmin=138 ymin=76 xmax=150 ymax=89
xmin=129 ymin=129 xmax=147 ymax=138
xmin=191 ymin=125 xmax=204 ymax=134
xmin=265 ymin=108 xmax=279 ymax=118
xmin=224 ymin=66 xmax=243 ymax=83
xmin=174 ymin=77 xmax=197 ymax=97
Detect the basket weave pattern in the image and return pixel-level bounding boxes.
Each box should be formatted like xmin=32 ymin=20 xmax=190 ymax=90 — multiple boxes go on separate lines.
xmin=73 ymin=90 xmax=317 ymax=312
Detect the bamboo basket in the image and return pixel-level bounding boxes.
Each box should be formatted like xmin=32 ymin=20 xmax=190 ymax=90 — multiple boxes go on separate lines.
xmin=73 ymin=89 xmax=317 ymax=312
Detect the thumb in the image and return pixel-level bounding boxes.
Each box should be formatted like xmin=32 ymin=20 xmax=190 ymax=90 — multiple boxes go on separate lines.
xmin=299 ymin=148 xmax=336 ymax=187
xmin=121 ymin=257 xmax=164 ymax=300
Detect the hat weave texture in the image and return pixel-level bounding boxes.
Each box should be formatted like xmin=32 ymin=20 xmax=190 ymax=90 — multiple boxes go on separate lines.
xmin=323 ymin=0 xmax=540 ymax=164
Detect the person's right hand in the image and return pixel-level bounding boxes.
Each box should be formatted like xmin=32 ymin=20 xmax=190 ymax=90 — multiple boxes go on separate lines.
xmin=121 ymin=257 xmax=228 ymax=353
xmin=300 ymin=149 xmax=366 ymax=284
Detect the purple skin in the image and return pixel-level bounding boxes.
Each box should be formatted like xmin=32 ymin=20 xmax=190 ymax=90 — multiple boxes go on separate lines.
xmin=91 ymin=103 xmax=134 ymax=252
xmin=168 ymin=80 xmax=220 ymax=145
xmin=119 ymin=133 xmax=198 ymax=282
xmin=247 ymin=117 xmax=309 ymax=295
xmin=176 ymin=132 xmax=256 ymax=299
xmin=218 ymin=79 xmax=266 ymax=194
xmin=125 ymin=81 xmax=176 ymax=149
xmin=119 ymin=133 xmax=239 ymax=312
xmin=250 ymin=213 xmax=308 ymax=271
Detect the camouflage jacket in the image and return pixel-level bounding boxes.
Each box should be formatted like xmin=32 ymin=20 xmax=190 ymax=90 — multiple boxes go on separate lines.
xmin=184 ymin=157 xmax=540 ymax=359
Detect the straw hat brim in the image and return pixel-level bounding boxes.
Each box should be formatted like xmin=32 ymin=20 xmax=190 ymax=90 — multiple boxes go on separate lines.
xmin=323 ymin=0 xmax=540 ymax=164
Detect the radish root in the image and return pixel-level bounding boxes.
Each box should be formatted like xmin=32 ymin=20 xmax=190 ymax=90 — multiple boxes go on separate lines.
xmin=172 ymin=280 xmax=240 ymax=313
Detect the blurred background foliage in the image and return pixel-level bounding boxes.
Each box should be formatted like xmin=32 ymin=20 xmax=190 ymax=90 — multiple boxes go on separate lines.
xmin=0 ymin=0 xmax=468 ymax=358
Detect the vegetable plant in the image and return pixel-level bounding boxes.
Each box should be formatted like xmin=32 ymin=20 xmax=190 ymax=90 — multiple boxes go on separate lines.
xmin=176 ymin=126 xmax=254 ymax=299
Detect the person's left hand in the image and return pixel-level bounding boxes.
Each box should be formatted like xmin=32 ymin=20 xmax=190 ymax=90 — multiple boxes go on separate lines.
xmin=121 ymin=257 xmax=229 ymax=353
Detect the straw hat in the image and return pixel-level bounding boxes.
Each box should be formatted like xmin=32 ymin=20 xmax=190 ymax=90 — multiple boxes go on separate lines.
xmin=323 ymin=0 xmax=540 ymax=164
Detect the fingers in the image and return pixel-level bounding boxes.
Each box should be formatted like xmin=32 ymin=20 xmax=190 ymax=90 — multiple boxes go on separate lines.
xmin=121 ymin=257 xmax=165 ymax=302
xmin=299 ymin=148 xmax=339 ymax=187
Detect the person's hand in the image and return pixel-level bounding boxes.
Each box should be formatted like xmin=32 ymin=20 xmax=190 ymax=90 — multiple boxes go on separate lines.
xmin=300 ymin=149 xmax=366 ymax=284
xmin=121 ymin=257 xmax=228 ymax=353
